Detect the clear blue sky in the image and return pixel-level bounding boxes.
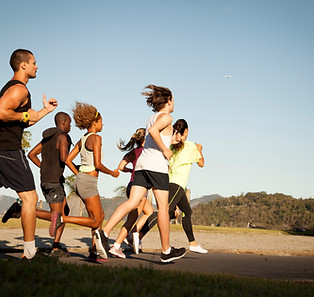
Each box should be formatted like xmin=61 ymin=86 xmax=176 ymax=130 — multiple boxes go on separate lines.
xmin=0 ymin=0 xmax=313 ymax=200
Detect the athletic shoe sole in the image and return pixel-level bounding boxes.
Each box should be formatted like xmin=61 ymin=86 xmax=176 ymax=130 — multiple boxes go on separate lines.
xmin=94 ymin=230 xmax=108 ymax=259
xmin=49 ymin=211 xmax=62 ymax=237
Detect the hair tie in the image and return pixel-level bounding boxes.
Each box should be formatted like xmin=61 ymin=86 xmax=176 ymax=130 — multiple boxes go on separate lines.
xmin=95 ymin=111 xmax=98 ymax=119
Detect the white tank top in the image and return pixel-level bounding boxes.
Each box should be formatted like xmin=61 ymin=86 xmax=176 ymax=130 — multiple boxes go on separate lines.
xmin=79 ymin=132 xmax=104 ymax=172
xmin=135 ymin=112 xmax=172 ymax=174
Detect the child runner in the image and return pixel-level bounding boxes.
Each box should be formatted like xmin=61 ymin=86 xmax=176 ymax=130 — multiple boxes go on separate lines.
xmin=96 ymin=85 xmax=186 ymax=263
xmin=108 ymin=128 xmax=154 ymax=258
xmin=28 ymin=111 xmax=72 ymax=257
xmin=49 ymin=102 xmax=119 ymax=261
xmin=136 ymin=119 xmax=207 ymax=253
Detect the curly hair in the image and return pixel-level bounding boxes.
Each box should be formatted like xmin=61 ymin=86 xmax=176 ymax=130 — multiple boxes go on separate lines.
xmin=172 ymin=119 xmax=188 ymax=152
xmin=117 ymin=128 xmax=146 ymax=151
xmin=72 ymin=101 xmax=101 ymax=130
xmin=142 ymin=85 xmax=172 ymax=112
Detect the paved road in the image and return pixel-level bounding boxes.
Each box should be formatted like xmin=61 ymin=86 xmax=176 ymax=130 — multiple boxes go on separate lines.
xmin=1 ymin=249 xmax=313 ymax=281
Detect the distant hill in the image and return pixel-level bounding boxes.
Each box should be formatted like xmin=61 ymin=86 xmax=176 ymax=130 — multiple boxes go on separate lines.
xmin=191 ymin=192 xmax=314 ymax=231
xmin=190 ymin=194 xmax=223 ymax=208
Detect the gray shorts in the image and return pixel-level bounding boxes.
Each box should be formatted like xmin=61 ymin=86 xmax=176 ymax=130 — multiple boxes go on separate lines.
xmin=41 ymin=182 xmax=65 ymax=204
xmin=74 ymin=172 xmax=99 ymax=199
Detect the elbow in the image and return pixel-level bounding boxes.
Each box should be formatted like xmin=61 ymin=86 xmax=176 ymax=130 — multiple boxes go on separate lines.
xmin=64 ymin=157 xmax=71 ymax=167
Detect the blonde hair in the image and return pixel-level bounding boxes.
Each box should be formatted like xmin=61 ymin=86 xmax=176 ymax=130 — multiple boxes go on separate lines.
xmin=117 ymin=128 xmax=146 ymax=151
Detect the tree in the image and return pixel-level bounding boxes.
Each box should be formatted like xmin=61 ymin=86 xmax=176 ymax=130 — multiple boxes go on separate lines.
xmin=114 ymin=185 xmax=127 ymax=198
xmin=21 ymin=131 xmax=32 ymax=152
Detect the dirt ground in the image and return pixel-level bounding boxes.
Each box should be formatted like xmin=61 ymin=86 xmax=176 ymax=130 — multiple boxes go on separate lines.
xmin=1 ymin=227 xmax=313 ymax=256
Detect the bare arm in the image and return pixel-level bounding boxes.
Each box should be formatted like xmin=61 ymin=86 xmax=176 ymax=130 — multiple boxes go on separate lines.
xmin=118 ymin=150 xmax=135 ymax=173
xmin=93 ymin=135 xmax=119 ymax=178
xmin=65 ymin=141 xmax=80 ymax=175
xmin=58 ymin=133 xmax=70 ymax=163
xmin=0 ymin=85 xmax=57 ymax=126
xmin=148 ymin=113 xmax=173 ymax=160
xmin=196 ymin=143 xmax=205 ymax=168
xmin=27 ymin=142 xmax=42 ymax=168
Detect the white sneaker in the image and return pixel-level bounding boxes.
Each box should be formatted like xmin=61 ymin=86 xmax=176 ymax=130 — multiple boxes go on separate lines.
xmin=189 ymin=245 xmax=208 ymax=254
xmin=109 ymin=246 xmax=126 ymax=259
xmin=132 ymin=232 xmax=139 ymax=255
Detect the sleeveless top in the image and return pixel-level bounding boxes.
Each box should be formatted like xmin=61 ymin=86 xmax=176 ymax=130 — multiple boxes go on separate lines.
xmin=135 ymin=111 xmax=172 ymax=174
xmin=0 ymin=80 xmax=31 ymax=150
xmin=130 ymin=146 xmax=143 ymax=182
xmin=79 ymin=132 xmax=104 ymax=172
xmin=40 ymin=127 xmax=72 ymax=184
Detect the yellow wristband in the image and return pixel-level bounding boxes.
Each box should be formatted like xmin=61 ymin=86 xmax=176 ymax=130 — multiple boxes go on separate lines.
xmin=21 ymin=112 xmax=29 ymax=123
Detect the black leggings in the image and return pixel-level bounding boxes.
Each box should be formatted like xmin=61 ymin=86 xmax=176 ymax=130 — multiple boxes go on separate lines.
xmin=140 ymin=183 xmax=195 ymax=242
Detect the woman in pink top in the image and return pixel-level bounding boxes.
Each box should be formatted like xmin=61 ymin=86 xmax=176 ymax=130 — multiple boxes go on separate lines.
xmin=108 ymin=128 xmax=154 ymax=258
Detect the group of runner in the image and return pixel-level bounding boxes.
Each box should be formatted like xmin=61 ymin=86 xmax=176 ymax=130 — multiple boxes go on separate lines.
xmin=0 ymin=49 xmax=206 ymax=263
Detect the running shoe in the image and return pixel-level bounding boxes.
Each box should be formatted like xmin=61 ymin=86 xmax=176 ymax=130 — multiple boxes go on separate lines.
xmin=132 ymin=232 xmax=140 ymax=255
xmin=49 ymin=211 xmax=62 ymax=237
xmin=189 ymin=245 xmax=208 ymax=254
xmin=2 ymin=202 xmax=22 ymax=223
xmin=160 ymin=247 xmax=186 ymax=263
xmin=49 ymin=248 xmax=71 ymax=258
xmin=109 ymin=246 xmax=126 ymax=259
xmin=87 ymin=251 xmax=109 ymax=263
xmin=94 ymin=229 xmax=109 ymax=259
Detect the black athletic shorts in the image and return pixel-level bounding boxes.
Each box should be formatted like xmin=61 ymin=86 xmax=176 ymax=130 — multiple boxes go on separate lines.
xmin=0 ymin=149 xmax=35 ymax=193
xmin=132 ymin=170 xmax=169 ymax=191
xmin=41 ymin=182 xmax=66 ymax=204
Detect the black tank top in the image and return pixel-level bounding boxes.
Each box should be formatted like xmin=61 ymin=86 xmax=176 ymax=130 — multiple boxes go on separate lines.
xmin=0 ymin=80 xmax=31 ymax=150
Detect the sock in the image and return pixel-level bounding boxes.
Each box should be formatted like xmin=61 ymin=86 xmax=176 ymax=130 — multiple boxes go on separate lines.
xmin=114 ymin=242 xmax=121 ymax=250
xmin=104 ymin=231 xmax=109 ymax=238
xmin=24 ymin=240 xmax=36 ymax=259
xmin=162 ymin=247 xmax=171 ymax=255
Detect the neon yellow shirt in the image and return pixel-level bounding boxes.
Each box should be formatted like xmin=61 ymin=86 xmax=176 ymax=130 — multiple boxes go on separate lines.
xmin=169 ymin=140 xmax=202 ymax=189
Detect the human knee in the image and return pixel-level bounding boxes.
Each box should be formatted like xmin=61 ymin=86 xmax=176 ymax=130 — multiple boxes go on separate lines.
xmin=20 ymin=191 xmax=38 ymax=207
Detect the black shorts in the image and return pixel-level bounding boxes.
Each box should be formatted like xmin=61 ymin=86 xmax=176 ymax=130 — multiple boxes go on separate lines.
xmin=41 ymin=182 xmax=65 ymax=204
xmin=132 ymin=170 xmax=169 ymax=191
xmin=0 ymin=150 xmax=35 ymax=193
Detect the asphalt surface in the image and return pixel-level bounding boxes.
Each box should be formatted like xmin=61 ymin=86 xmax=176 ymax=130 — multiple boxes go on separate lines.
xmin=1 ymin=227 xmax=313 ymax=281
xmin=1 ymin=248 xmax=314 ymax=281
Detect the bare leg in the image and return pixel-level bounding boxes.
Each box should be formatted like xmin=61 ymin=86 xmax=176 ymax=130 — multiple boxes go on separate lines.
xmin=131 ymin=199 xmax=154 ymax=233
xmin=62 ymin=195 xmax=102 ymax=230
xmin=115 ymin=197 xmax=148 ymax=245
xmin=103 ymin=186 xmax=147 ymax=236
xmin=153 ymin=189 xmax=170 ymax=252
xmin=18 ymin=190 xmax=38 ymax=242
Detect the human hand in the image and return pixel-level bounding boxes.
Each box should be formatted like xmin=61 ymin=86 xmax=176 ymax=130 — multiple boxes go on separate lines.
xmin=112 ymin=169 xmax=120 ymax=178
xmin=163 ymin=148 xmax=173 ymax=161
xmin=43 ymin=94 xmax=58 ymax=112
xmin=171 ymin=131 xmax=181 ymax=145
xmin=196 ymin=143 xmax=203 ymax=152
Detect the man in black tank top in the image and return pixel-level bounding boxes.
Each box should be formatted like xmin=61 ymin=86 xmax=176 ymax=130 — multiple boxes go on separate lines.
xmin=0 ymin=49 xmax=58 ymax=260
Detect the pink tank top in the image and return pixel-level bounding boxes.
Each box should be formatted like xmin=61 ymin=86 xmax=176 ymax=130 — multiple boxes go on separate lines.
xmin=130 ymin=146 xmax=143 ymax=181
